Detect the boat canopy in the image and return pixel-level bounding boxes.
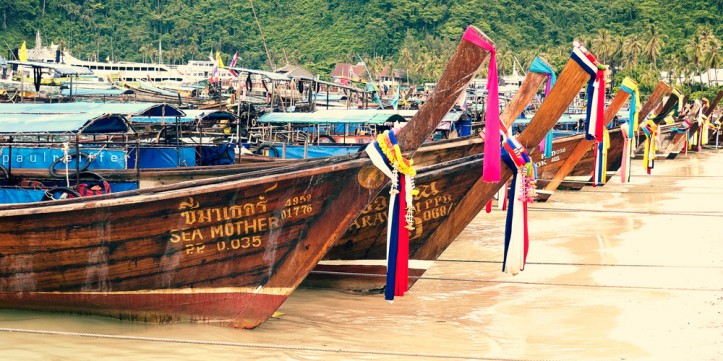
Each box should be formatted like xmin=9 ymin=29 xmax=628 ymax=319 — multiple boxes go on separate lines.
xmin=0 ymin=112 xmax=132 ymax=134
xmin=6 ymin=60 xmax=93 ymax=76
xmin=60 ymin=88 xmax=134 ymax=97
xmin=292 ymin=76 xmax=365 ymax=93
xmin=228 ymin=67 xmax=291 ymax=81
xmin=258 ymin=110 xmax=407 ymax=125
xmin=0 ymin=103 xmax=185 ymax=117
xmin=131 ymin=110 xmax=234 ymax=124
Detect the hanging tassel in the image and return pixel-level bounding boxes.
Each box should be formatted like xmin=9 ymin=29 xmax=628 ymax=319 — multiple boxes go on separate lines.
xmin=593 ymin=129 xmax=609 ymax=186
xmin=394 ymin=176 xmax=410 ymax=297
xmin=462 ymin=28 xmax=501 ymax=183
xmin=619 ymin=77 xmax=639 ymax=183
xmin=500 ymin=136 xmax=536 ymax=275
xmin=383 ymin=172 xmax=400 ymax=301
xmin=620 ymin=125 xmax=632 ymax=183
xmin=365 ymin=130 xmax=417 ymax=301
xmin=571 ymin=44 xmax=606 ymax=142
xmin=641 ymin=120 xmax=657 ymax=174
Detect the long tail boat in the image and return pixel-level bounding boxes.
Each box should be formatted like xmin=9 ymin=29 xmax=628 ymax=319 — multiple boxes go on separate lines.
xmin=0 ymin=26 xmax=494 ymax=328
xmin=633 ymin=88 xmax=682 ymax=159
xmin=536 ymin=81 xmax=670 ymax=194
xmin=305 ymin=45 xmax=603 ymax=292
xmin=665 ymin=91 xmax=723 ymax=156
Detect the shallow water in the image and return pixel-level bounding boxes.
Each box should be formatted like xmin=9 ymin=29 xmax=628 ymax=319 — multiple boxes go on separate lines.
xmin=1 ymin=151 xmax=722 ymax=361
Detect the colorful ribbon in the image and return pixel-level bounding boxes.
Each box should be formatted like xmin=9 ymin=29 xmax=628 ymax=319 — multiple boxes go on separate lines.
xmin=463 ymin=27 xmax=500 ymax=183
xmin=500 ymin=133 xmax=536 ymax=275
xmin=640 ymin=119 xmax=657 ymax=174
xmin=530 ymin=56 xmax=557 ymax=158
xmin=619 ymin=77 xmax=639 ymax=183
xmin=571 ymin=44 xmax=606 ymax=142
xmin=365 ymin=130 xmax=418 ymax=301
xmin=592 ymin=128 xmax=609 ymax=186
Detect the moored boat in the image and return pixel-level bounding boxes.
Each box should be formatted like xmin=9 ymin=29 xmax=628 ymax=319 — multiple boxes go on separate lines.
xmin=0 ymin=26 xmax=495 ymax=328
xmin=304 ymin=44 xmax=606 ymax=292
xmin=537 ymin=80 xmax=670 ymax=194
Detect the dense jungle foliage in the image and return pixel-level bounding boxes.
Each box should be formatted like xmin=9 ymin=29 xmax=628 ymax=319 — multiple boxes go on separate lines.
xmin=1 ymin=0 xmax=721 ymax=96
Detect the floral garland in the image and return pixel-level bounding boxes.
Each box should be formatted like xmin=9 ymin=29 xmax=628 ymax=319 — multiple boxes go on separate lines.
xmin=365 ymin=129 xmax=418 ymax=300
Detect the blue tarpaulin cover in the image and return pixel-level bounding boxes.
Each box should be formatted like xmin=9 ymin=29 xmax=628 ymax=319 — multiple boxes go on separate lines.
xmin=127 ymin=147 xmax=196 ymax=168
xmin=0 ymin=103 xmax=185 ymax=117
xmin=280 ymin=145 xmax=359 ymax=159
xmin=0 ymin=112 xmax=130 ymax=133
xmin=259 ymin=110 xmax=406 ymax=125
xmin=0 ymin=147 xmax=126 ymax=169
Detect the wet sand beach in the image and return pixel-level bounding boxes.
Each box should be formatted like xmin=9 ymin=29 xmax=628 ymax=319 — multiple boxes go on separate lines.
xmin=0 ymin=151 xmax=721 ymax=360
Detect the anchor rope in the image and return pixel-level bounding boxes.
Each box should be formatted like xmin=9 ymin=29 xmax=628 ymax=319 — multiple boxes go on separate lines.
xmin=0 ymin=327 xmax=549 ymax=361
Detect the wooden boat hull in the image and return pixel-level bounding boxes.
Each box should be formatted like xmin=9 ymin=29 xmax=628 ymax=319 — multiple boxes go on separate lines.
xmin=305 ymin=53 xmax=602 ymax=293
xmin=0 ymin=156 xmax=379 ymax=327
xmin=533 ymin=129 xmax=625 ymax=190
xmin=304 ymin=129 xmax=627 ymax=293
xmin=0 ymin=25 xmax=494 ymax=326
xmin=304 ymin=155 xmax=483 ymax=292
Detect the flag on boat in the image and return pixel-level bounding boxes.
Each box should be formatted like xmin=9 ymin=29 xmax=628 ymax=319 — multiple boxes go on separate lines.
xmin=391 ymin=84 xmax=401 ymax=110
xmin=216 ymin=51 xmax=225 ymax=68
xmin=19 ymin=41 xmax=27 ymax=62
xmin=229 ymin=52 xmax=239 ymax=77
xmin=208 ymin=51 xmax=214 ymax=62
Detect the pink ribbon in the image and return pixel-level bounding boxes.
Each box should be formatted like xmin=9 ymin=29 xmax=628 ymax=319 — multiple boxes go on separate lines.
xmin=463 ymin=26 xmax=500 ymax=182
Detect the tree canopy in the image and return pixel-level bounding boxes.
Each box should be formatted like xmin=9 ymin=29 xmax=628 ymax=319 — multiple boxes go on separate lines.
xmin=1 ymin=0 xmax=720 ymax=95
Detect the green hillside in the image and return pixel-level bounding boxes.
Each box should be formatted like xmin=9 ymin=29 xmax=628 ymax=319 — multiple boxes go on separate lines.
xmin=1 ymin=0 xmax=721 ymax=95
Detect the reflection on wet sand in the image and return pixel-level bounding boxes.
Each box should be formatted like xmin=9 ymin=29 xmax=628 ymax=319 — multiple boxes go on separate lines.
xmin=1 ymin=152 xmax=722 ymax=360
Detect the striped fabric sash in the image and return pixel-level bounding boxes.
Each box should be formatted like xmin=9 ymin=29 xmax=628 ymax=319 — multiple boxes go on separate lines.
xmin=640 ymin=120 xmax=657 ymax=174
xmin=593 ymin=128 xmax=610 ymax=186
xmin=571 ymin=43 xmax=606 ymax=142
xmin=530 ymin=56 xmax=558 ymax=158
xmin=500 ymin=134 xmax=536 ymax=276
xmin=365 ymin=130 xmax=417 ymax=301
xmin=619 ymin=77 xmax=639 ymax=183
xmin=463 ymin=28 xmax=501 ymax=183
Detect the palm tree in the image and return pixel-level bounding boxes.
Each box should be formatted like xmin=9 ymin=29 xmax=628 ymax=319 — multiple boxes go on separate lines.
xmin=621 ymin=35 xmax=644 ymax=69
xmin=591 ymin=29 xmax=617 ymax=65
xmin=705 ymin=48 xmax=721 ymax=86
xmin=643 ymin=25 xmax=665 ymax=69
xmin=686 ymin=33 xmax=708 ymax=90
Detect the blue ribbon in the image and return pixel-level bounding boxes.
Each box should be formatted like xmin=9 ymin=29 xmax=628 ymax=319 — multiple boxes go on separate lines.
xmin=384 ymin=184 xmax=401 ymax=301
xmin=570 ymin=51 xmax=598 ymax=141
xmin=620 ymin=84 xmax=637 ymax=135
xmin=500 ymin=150 xmax=517 ymax=272
xmin=529 ymin=57 xmax=558 ymax=158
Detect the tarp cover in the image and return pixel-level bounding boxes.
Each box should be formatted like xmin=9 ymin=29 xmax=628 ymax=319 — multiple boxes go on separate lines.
xmin=0 ymin=103 xmax=185 ymax=117
xmin=259 ymin=110 xmax=407 ymax=125
xmin=127 ymin=147 xmax=196 ymax=168
xmin=60 ymin=88 xmax=133 ymax=97
xmin=6 ymin=60 xmax=93 ymax=76
xmin=0 ymin=113 xmax=131 ymax=133
xmin=280 ymin=144 xmax=359 ymax=159
xmin=0 ymin=147 xmax=127 ymax=169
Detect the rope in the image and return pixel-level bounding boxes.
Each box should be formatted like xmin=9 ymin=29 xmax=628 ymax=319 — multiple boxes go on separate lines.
xmin=0 ymin=327 xmax=548 ymax=361
xmin=527 ymin=207 xmax=723 ymax=217
xmin=62 ymin=142 xmax=70 ymax=187
xmin=307 ymin=271 xmax=719 ymax=292
xmin=249 ymin=0 xmax=274 ymax=70
xmin=433 ymin=259 xmax=723 ymax=269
